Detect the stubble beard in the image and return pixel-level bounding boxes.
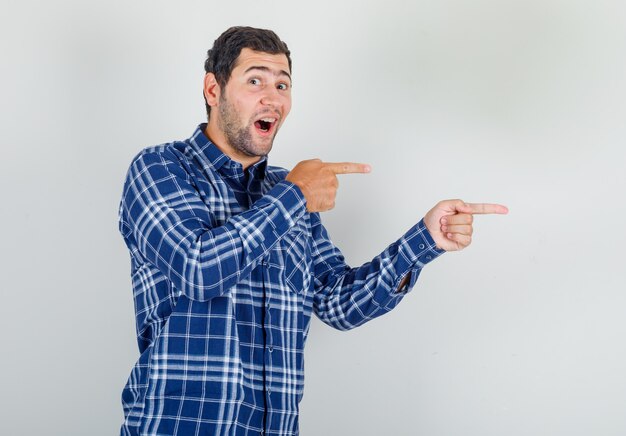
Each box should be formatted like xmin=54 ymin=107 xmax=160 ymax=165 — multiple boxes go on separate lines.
xmin=217 ymin=95 xmax=276 ymax=158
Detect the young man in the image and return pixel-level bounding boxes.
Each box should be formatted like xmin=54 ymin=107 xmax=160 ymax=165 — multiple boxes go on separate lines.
xmin=118 ymin=26 xmax=507 ymax=436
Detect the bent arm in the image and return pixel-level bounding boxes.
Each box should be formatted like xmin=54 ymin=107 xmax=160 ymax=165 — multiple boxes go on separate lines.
xmin=119 ymin=150 xmax=306 ymax=302
xmin=311 ymin=216 xmax=444 ymax=331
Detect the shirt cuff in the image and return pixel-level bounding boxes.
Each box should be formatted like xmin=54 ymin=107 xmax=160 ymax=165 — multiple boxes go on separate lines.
xmin=394 ymin=218 xmax=445 ymax=294
xmin=248 ymin=180 xmax=308 ymax=235
xmin=269 ymin=180 xmax=306 ymax=217
xmin=184 ymin=179 xmax=307 ymax=301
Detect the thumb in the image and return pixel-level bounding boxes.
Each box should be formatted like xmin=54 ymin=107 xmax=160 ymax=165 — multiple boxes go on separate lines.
xmin=455 ymin=202 xmax=472 ymax=214
xmin=441 ymin=199 xmax=471 ymax=214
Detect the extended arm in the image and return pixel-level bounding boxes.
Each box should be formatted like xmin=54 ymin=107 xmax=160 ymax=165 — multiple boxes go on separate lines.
xmin=310 ymin=198 xmax=508 ymax=330
xmin=310 ymin=215 xmax=443 ymax=330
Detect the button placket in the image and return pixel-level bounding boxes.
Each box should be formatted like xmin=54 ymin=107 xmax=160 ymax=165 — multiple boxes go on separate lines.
xmin=263 ymin=257 xmax=274 ymax=407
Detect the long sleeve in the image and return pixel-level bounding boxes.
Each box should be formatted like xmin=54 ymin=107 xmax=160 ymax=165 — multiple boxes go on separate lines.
xmin=311 ymin=214 xmax=444 ymax=330
xmin=118 ymin=149 xmax=307 ymax=302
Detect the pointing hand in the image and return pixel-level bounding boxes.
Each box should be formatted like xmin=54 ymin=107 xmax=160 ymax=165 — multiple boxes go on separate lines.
xmin=423 ymin=200 xmax=508 ymax=251
xmin=286 ymin=159 xmax=371 ymax=212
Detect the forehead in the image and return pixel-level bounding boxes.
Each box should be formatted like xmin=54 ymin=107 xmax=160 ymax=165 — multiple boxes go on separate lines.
xmin=232 ymin=48 xmax=291 ymax=77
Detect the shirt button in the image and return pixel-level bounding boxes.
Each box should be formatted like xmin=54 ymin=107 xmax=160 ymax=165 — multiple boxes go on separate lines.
xmin=426 ymin=255 xmax=432 ymax=260
xmin=419 ymin=243 xmax=425 ymax=249
xmin=267 ymin=388 xmax=272 ymax=394
xmin=268 ymin=346 xmax=273 ymax=352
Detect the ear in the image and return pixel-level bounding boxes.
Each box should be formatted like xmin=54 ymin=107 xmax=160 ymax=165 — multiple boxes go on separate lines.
xmin=203 ymin=73 xmax=221 ymax=107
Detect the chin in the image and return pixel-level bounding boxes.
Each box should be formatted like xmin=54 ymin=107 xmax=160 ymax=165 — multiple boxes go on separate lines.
xmin=252 ymin=138 xmax=275 ymax=156
xmin=255 ymin=145 xmax=273 ymax=157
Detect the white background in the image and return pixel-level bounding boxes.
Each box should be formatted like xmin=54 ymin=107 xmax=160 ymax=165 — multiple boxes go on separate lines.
xmin=2 ymin=0 xmax=625 ymax=434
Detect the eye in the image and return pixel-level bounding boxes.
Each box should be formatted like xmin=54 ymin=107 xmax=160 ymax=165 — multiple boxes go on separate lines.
xmin=277 ymin=82 xmax=290 ymax=91
xmin=249 ymin=78 xmax=261 ymax=86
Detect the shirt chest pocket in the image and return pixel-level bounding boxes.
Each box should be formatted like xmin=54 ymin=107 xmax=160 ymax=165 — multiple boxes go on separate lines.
xmin=271 ymin=220 xmax=313 ymax=295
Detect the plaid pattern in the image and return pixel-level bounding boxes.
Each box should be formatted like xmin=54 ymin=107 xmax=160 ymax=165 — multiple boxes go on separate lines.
xmin=118 ymin=125 xmax=443 ymax=435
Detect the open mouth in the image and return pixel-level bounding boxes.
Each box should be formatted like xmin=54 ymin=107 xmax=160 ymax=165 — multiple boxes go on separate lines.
xmin=254 ymin=117 xmax=277 ymax=134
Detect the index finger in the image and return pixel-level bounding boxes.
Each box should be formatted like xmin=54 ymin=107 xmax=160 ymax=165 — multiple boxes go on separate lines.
xmin=324 ymin=162 xmax=372 ymax=174
xmin=466 ymin=203 xmax=509 ymax=215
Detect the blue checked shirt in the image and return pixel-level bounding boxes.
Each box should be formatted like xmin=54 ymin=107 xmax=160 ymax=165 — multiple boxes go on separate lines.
xmin=118 ymin=125 xmax=443 ymax=435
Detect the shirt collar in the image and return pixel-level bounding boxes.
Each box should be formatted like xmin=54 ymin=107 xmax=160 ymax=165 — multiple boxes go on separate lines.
xmin=188 ymin=123 xmax=268 ymax=182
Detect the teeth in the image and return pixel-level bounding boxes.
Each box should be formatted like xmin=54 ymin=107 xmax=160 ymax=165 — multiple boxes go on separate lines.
xmin=260 ymin=118 xmax=276 ymax=123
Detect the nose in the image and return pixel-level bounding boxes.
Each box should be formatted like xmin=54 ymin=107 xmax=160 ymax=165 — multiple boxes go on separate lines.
xmin=260 ymin=87 xmax=282 ymax=108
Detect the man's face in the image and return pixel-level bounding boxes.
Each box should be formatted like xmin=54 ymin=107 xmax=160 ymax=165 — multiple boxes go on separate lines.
xmin=215 ymin=48 xmax=292 ymax=159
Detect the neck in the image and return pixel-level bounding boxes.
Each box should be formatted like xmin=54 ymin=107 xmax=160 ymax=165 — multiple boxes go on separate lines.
xmin=204 ymin=120 xmax=261 ymax=170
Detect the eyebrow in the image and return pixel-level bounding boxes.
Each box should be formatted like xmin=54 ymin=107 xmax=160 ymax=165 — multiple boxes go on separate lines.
xmin=244 ymin=66 xmax=292 ymax=82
